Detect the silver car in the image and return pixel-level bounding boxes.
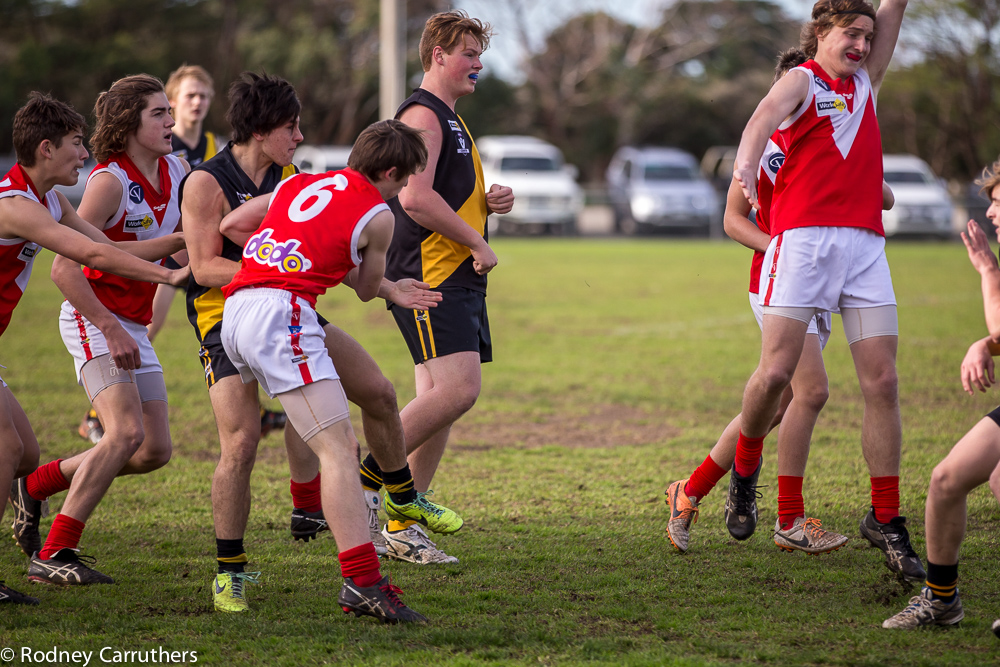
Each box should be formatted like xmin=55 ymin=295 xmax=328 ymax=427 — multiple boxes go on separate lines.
xmin=607 ymin=147 xmax=721 ymax=236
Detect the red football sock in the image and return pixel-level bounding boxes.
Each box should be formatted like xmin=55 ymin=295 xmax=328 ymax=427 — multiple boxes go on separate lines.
xmin=26 ymin=459 xmax=69 ymax=501
xmin=684 ymin=455 xmax=728 ymax=501
xmin=733 ymin=432 xmax=765 ymax=478
xmin=870 ymin=475 xmax=900 ymax=524
xmin=338 ymin=542 xmax=381 ymax=588
xmin=777 ymin=475 xmax=805 ymax=530
xmin=39 ymin=514 xmax=85 ymax=560
xmin=290 ymin=472 xmax=322 ymax=513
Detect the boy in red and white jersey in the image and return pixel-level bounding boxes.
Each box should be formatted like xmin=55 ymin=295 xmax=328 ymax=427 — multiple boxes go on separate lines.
xmin=728 ymin=0 xmax=923 ymax=581
xmin=1 ymin=92 xmax=186 ymax=602
xmin=11 ymin=75 xmax=188 ymax=586
xmin=217 ymin=119 xmax=430 ymax=624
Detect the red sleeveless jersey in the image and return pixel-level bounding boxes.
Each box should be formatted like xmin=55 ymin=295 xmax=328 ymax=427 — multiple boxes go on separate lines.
xmin=749 ymin=135 xmax=784 ymax=294
xmin=222 ymin=169 xmax=389 ymax=306
xmin=0 ymin=164 xmax=63 ymax=337
xmin=772 ymin=60 xmax=883 ymax=236
xmin=81 ymin=153 xmax=184 ymax=325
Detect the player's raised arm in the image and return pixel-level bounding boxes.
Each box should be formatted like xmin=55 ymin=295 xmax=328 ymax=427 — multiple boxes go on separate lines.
xmin=219 ymin=193 xmax=272 ymax=246
xmin=865 ymin=0 xmax=908 ymax=92
xmin=733 ymin=70 xmax=809 ymax=208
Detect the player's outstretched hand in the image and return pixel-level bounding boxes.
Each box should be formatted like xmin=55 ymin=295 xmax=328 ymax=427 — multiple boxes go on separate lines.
xmin=486 ymin=184 xmax=514 ymax=215
xmin=962 ymin=219 xmax=999 ymax=276
xmin=389 ymin=279 xmax=443 ymax=310
xmin=167 ymin=264 xmax=191 ymax=288
xmin=471 ymin=240 xmax=498 ymax=275
xmin=732 ymin=162 xmax=759 ymax=210
xmin=961 ymin=338 xmax=995 ymax=395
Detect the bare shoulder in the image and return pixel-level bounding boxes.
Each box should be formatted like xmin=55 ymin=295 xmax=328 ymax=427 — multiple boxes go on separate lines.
xmin=398 ymin=104 xmax=441 ymax=133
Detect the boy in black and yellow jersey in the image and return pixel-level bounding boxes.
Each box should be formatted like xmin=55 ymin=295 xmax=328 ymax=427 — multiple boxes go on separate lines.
xmin=185 ymin=72 xmax=450 ymax=613
xmin=369 ymin=10 xmax=514 ymax=564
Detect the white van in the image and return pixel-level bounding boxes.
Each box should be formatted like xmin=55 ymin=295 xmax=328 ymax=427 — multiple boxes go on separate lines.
xmin=476 ymin=136 xmax=583 ymax=235
xmin=882 ymin=154 xmax=953 ymax=239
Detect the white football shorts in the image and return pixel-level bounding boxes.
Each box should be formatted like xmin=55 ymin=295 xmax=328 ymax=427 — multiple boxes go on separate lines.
xmin=757 ymin=226 xmax=896 ymax=312
xmin=221 ymin=287 xmax=338 ymax=398
xmin=59 ymin=300 xmax=162 ymax=383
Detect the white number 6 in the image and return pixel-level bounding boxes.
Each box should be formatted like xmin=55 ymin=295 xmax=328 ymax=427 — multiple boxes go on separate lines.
xmin=287 ymin=174 xmax=349 ymax=222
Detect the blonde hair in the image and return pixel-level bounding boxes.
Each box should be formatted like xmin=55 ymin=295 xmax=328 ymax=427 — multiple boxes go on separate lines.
xmin=976 ymin=160 xmax=1000 ymax=197
xmin=165 ymin=64 xmax=214 ymax=103
xmin=418 ymin=10 xmax=492 ymax=72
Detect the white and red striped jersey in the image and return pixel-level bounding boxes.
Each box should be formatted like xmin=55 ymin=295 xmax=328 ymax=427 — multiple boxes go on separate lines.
xmin=223 ymin=168 xmax=389 ymax=306
xmin=749 ymin=135 xmax=784 ymax=294
xmin=0 ymin=164 xmax=63 ymax=337
xmin=772 ymin=60 xmax=884 ymax=236
xmin=81 ymin=152 xmax=184 ymax=325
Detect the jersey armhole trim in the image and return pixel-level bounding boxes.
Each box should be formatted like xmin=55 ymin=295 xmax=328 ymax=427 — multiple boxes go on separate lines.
xmin=350 ymin=203 xmax=391 ymax=266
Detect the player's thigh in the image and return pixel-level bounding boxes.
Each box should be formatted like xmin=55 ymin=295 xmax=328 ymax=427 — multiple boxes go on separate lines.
xmin=422 ymin=351 xmax=482 ymax=398
xmin=935 ymin=415 xmax=1000 ymax=494
xmin=91 ymin=376 xmax=145 ymax=434
xmin=208 ymin=374 xmax=262 ymax=442
xmin=322 ymin=323 xmax=392 ymax=409
xmin=0 ymin=384 xmax=37 ymax=471
xmin=277 ymin=379 xmax=352 ymax=446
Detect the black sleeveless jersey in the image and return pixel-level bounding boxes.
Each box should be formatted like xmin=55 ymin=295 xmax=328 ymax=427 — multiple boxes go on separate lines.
xmin=385 ymin=89 xmax=488 ymax=293
xmin=171 ymin=131 xmax=219 ymax=168
xmin=182 ymin=143 xmax=298 ymax=340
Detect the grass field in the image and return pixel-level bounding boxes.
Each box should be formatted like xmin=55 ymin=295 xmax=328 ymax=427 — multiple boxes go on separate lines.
xmin=1 ymin=238 xmax=999 ymax=666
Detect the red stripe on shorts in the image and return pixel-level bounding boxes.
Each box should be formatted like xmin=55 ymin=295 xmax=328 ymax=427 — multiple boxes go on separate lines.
xmin=762 ymin=233 xmax=784 ymax=307
xmin=72 ymin=309 xmax=94 ymax=361
xmin=289 ymin=295 xmax=313 ymax=385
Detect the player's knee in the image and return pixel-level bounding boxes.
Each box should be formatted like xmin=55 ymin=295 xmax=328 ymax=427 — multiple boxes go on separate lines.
xmin=799 ymin=382 xmax=830 ymax=413
xmin=367 ymin=377 xmax=399 ymax=420
xmin=14 ymin=443 xmax=38 ymax=478
xmin=929 ymin=461 xmax=973 ymax=500
xmin=860 ymin=366 xmax=898 ymax=403
xmin=759 ymin=365 xmax=795 ymax=396
xmin=105 ymin=421 xmax=146 ymax=456
xmin=220 ymin=435 xmax=258 ymax=470
xmin=132 ymin=441 xmax=172 ymax=473
xmin=989 ymin=466 xmax=1000 ymax=502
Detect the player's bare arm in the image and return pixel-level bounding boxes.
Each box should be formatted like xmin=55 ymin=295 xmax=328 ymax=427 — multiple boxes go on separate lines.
xmin=882 ymin=181 xmax=895 ymax=210
xmin=183 ymin=170 xmax=241 ymax=288
xmin=722 ymin=177 xmax=769 ymax=253
xmin=218 ymin=193 xmax=270 ymax=246
xmin=734 ymin=70 xmax=809 ymax=208
xmin=962 ymin=219 xmax=1000 ymax=340
xmin=397 ymin=104 xmax=497 ymax=274
xmin=351 ymin=210 xmax=395 ymax=302
xmin=865 ymin=0 xmax=907 ymax=92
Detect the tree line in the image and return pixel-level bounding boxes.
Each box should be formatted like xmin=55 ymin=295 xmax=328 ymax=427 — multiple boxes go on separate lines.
xmin=1 ymin=0 xmax=997 ymax=183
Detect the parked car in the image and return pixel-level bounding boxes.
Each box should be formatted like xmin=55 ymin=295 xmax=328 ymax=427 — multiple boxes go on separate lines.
xmin=294 ymin=145 xmax=352 ymax=174
xmin=607 ymin=146 xmax=721 ymax=236
xmin=476 ymin=135 xmax=582 ymax=235
xmin=881 ymin=154 xmax=953 ymax=239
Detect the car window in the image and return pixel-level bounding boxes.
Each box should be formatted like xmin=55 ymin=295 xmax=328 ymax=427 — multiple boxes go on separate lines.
xmin=499 ymin=156 xmax=560 ymax=172
xmin=644 ymin=164 xmax=696 ymax=181
xmin=883 ymin=170 xmax=932 ymax=185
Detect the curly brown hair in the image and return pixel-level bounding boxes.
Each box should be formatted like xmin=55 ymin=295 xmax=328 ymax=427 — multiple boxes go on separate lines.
xmin=90 ymin=74 xmax=165 ymax=163
xmin=800 ymin=0 xmax=877 ymax=60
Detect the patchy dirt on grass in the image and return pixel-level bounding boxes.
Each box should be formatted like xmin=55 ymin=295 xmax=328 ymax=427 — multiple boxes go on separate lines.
xmin=450 ymin=405 xmax=681 ymax=450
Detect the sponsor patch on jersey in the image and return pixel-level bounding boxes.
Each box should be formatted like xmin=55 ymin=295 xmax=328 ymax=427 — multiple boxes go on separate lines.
xmin=766 ymin=152 xmax=785 ymax=174
xmin=128 ymin=181 xmax=144 ymax=204
xmin=816 ymin=95 xmax=847 ymax=117
xmin=237 ymin=192 xmax=254 ymax=203
xmin=814 ymin=75 xmax=832 ymax=92
xmin=448 ymin=120 xmax=461 ymax=132
xmin=288 ymin=325 xmax=302 ymax=335
xmin=456 ymin=134 xmax=470 ymax=155
xmin=17 ymin=243 xmax=39 ymax=262
xmin=243 ymin=228 xmax=313 ymax=273
xmin=123 ymin=214 xmax=156 ymax=232
xmin=291 ymin=354 xmax=309 ymax=364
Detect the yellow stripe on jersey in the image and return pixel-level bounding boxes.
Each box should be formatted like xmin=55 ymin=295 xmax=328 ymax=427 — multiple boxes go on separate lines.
xmin=205 ymin=132 xmax=218 ymax=161
xmin=193 ymin=288 xmax=226 ymax=340
xmin=281 ymin=164 xmax=297 ymax=179
xmin=419 ymin=121 xmax=488 ymax=288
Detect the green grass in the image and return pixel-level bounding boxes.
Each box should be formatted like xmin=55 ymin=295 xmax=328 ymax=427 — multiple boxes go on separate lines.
xmin=2 ymin=238 xmax=1000 ymax=666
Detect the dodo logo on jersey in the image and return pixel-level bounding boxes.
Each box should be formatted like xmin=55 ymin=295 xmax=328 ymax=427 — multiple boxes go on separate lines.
xmin=128 ymin=182 xmax=144 ymax=204
xmin=816 ymin=96 xmax=847 ymax=117
xmin=123 ymin=214 xmax=155 ymax=232
xmin=243 ymin=229 xmax=312 ymax=273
